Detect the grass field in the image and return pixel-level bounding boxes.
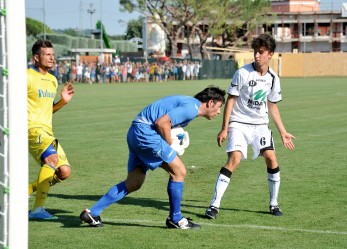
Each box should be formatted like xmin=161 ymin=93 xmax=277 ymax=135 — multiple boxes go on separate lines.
xmin=29 ymin=78 xmax=347 ymax=249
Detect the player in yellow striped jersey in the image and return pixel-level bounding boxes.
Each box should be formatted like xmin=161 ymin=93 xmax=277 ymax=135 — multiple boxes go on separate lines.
xmin=28 ymin=40 xmax=74 ymax=220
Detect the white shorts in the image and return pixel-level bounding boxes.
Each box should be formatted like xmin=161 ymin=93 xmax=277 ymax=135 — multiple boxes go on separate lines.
xmin=227 ymin=122 xmax=274 ymax=160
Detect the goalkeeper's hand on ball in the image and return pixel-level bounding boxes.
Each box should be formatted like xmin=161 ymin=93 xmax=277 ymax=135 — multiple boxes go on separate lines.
xmin=170 ymin=127 xmax=190 ymax=156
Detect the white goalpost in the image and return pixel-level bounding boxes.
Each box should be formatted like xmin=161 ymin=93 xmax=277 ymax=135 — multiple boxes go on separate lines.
xmin=0 ymin=0 xmax=28 ymax=248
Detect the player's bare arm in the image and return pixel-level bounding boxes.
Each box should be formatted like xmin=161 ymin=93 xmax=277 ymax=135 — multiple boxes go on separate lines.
xmin=268 ymin=102 xmax=295 ymax=150
xmin=217 ymin=95 xmax=235 ymax=147
xmin=53 ymin=83 xmax=75 ymax=113
xmin=155 ymin=114 xmax=173 ymax=144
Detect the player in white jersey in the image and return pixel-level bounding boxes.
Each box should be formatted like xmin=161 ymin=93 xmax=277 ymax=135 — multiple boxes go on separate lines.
xmin=205 ymin=34 xmax=295 ymax=219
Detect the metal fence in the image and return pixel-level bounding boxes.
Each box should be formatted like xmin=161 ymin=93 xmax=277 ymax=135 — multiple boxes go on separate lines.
xmin=201 ymin=60 xmax=237 ymax=79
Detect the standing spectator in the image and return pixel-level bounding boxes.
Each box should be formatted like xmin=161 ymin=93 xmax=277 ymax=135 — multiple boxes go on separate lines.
xmin=95 ymin=64 xmax=101 ymax=83
xmin=114 ymin=55 xmax=120 ymax=64
xmin=157 ymin=63 xmax=163 ymax=82
xmin=63 ymin=61 xmax=70 ymax=83
xmin=84 ymin=67 xmax=91 ymax=84
xmin=164 ymin=65 xmax=170 ymax=81
xmin=104 ymin=64 xmax=110 ymax=83
xmin=99 ymin=64 xmax=105 ymax=83
xmin=57 ymin=62 xmax=65 ymax=84
xmin=186 ymin=61 xmax=191 ymax=80
xmin=149 ymin=63 xmax=156 ymax=82
xmin=178 ymin=62 xmax=183 ymax=80
xmin=122 ymin=62 xmax=128 ymax=82
xmin=137 ymin=63 xmax=144 ymax=82
xmin=110 ymin=64 xmax=116 ymax=83
xmin=144 ymin=62 xmax=150 ymax=82
xmin=193 ymin=61 xmax=200 ymax=80
xmin=82 ymin=63 xmax=87 ymax=83
xmin=90 ymin=65 xmax=96 ymax=84
xmin=182 ymin=61 xmax=187 ymax=80
xmin=70 ymin=62 xmax=77 ymax=84
xmin=127 ymin=62 xmax=133 ymax=82
xmin=114 ymin=63 xmax=120 ymax=82
xmin=76 ymin=63 xmax=83 ymax=83
xmin=173 ymin=62 xmax=179 ymax=81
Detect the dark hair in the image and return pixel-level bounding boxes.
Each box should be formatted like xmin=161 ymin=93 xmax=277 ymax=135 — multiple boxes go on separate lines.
xmin=194 ymin=85 xmax=226 ymax=104
xmin=32 ymin=40 xmax=53 ymax=56
xmin=251 ymin=34 xmax=277 ymax=53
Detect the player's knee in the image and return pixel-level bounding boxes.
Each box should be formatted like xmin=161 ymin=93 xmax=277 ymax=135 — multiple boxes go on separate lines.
xmin=126 ymin=181 xmax=143 ymax=193
xmin=55 ymin=165 xmax=71 ymax=180
xmin=44 ymin=154 xmax=59 ymax=167
xmin=225 ymin=153 xmax=241 ymax=171
xmin=179 ymin=166 xmax=186 ymax=178
xmin=263 ymin=151 xmax=277 ymax=167
xmin=225 ymin=162 xmax=239 ymax=172
xmin=172 ymin=166 xmax=186 ymax=181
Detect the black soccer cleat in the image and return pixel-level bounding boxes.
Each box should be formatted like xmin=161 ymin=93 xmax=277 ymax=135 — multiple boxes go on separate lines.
xmin=166 ymin=217 xmax=201 ymax=229
xmin=269 ymin=205 xmax=283 ymax=216
xmin=80 ymin=209 xmax=103 ymax=227
xmin=205 ymin=206 xmax=219 ymax=219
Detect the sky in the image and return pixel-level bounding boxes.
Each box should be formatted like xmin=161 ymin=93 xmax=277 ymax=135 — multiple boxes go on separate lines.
xmin=25 ymin=0 xmax=142 ymax=36
xmin=25 ymin=0 xmax=345 ymax=36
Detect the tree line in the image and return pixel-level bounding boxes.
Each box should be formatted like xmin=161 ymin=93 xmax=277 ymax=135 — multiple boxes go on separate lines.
xmin=27 ymin=0 xmax=271 ymax=59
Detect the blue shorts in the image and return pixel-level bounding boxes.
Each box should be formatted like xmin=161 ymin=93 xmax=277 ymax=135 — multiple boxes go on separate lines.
xmin=127 ymin=124 xmax=176 ymax=172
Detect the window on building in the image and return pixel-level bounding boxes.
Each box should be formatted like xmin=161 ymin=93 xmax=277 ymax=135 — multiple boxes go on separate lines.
xmin=317 ymin=23 xmax=330 ymax=36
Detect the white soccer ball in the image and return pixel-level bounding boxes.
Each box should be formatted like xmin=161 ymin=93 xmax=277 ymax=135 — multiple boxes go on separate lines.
xmin=170 ymin=127 xmax=189 ymax=156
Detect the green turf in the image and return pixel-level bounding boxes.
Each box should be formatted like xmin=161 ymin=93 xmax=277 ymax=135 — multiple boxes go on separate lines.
xmin=29 ymin=78 xmax=347 ymax=248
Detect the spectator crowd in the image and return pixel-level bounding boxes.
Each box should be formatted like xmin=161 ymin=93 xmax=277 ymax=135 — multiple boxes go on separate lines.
xmin=51 ymin=58 xmax=202 ymax=84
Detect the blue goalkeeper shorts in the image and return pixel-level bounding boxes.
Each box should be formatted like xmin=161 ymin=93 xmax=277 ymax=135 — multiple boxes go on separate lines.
xmin=127 ymin=124 xmax=176 ymax=172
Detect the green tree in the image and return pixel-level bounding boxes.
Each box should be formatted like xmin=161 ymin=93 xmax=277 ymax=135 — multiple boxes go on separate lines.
xmin=96 ymin=20 xmax=113 ymax=48
xmin=26 ymin=17 xmax=53 ymax=37
xmin=125 ymin=17 xmax=144 ymax=40
xmin=119 ymin=0 xmax=271 ymax=59
xmin=186 ymin=0 xmax=271 ymax=59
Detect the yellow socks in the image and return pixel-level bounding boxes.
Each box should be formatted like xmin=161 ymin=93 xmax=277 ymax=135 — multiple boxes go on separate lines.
xmin=51 ymin=173 xmax=63 ymax=185
xmin=28 ymin=180 xmax=38 ymax=196
xmin=32 ymin=164 xmax=55 ymax=211
xmin=29 ymin=168 xmax=64 ymax=196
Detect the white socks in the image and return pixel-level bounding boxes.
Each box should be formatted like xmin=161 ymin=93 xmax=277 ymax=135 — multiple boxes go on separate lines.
xmin=209 ymin=167 xmax=281 ymax=209
xmin=209 ymin=168 xmax=232 ymax=208
xmin=267 ymin=167 xmax=280 ymax=206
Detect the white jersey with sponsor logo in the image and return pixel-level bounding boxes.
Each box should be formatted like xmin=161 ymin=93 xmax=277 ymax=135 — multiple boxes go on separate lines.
xmin=228 ymin=62 xmax=282 ymax=125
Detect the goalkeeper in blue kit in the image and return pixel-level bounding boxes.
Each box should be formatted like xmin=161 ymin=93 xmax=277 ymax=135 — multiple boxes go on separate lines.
xmin=80 ymin=86 xmax=226 ymax=229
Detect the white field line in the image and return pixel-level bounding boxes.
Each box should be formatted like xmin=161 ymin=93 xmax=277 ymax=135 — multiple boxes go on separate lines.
xmin=54 ymin=133 xmax=347 ymax=144
xmin=103 ymin=218 xmax=347 ymax=235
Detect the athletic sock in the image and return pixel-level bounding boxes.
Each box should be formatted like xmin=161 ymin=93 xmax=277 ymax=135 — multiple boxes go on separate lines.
xmin=209 ymin=167 xmax=232 ymax=208
xmin=50 ymin=173 xmax=63 ymax=186
xmin=32 ymin=164 xmax=55 ymax=210
xmin=167 ymin=180 xmax=184 ymax=223
xmin=267 ymin=166 xmax=280 ymax=206
xmin=90 ymin=181 xmax=128 ymax=216
xmin=28 ymin=171 xmax=63 ymax=196
xmin=29 ymin=180 xmax=38 ymax=196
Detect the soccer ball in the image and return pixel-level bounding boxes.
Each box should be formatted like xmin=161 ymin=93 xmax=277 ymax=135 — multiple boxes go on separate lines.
xmin=170 ymin=127 xmax=189 ymax=156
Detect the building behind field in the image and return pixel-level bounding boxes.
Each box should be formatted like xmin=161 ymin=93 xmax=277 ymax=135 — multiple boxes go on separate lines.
xmin=264 ymin=0 xmax=347 ymax=53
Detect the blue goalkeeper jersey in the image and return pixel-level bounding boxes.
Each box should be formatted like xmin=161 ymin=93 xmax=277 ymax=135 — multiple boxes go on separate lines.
xmin=132 ymin=95 xmax=200 ymax=128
